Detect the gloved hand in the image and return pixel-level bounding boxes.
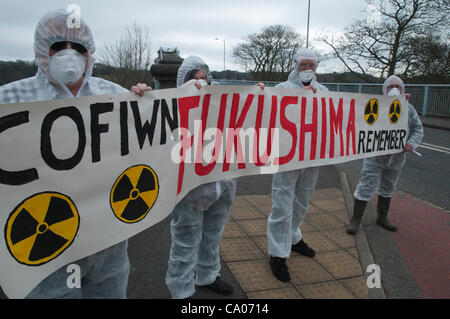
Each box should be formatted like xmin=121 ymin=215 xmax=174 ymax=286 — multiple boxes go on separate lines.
xmin=130 ymin=83 xmax=152 ymax=96
xmin=403 ymin=143 xmax=415 ymax=152
xmin=303 ymin=85 xmax=317 ymax=93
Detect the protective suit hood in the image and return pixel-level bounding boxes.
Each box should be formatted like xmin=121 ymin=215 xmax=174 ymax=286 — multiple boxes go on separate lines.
xmin=288 ymin=48 xmax=319 ymax=87
xmin=294 ymin=49 xmax=319 ymax=68
xmin=383 ymin=75 xmax=405 ymax=95
xmin=176 ymin=56 xmax=212 ymax=88
xmin=34 ymin=9 xmax=96 ymax=95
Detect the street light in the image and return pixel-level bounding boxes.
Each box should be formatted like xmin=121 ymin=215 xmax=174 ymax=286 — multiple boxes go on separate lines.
xmin=215 ymin=37 xmax=226 ymax=71
xmin=306 ymin=0 xmax=311 ymax=49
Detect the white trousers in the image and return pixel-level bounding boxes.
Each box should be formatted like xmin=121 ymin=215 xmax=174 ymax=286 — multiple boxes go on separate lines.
xmin=267 ymin=167 xmax=320 ymax=258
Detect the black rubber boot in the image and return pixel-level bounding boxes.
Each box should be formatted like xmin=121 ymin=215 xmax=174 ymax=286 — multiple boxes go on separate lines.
xmin=346 ymin=199 xmax=368 ymax=235
xmin=376 ymin=195 xmax=398 ymax=231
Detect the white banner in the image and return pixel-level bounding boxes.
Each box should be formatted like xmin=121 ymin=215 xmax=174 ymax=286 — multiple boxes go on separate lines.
xmin=0 ymin=85 xmax=408 ymax=298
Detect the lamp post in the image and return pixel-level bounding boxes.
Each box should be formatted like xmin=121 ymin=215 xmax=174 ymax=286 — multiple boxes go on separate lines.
xmin=306 ymin=0 xmax=311 ymax=49
xmin=215 ymin=37 xmax=226 ymax=71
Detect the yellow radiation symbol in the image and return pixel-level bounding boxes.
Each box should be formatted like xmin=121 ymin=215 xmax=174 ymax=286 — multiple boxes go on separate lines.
xmin=389 ymin=99 xmax=401 ymax=124
xmin=110 ymin=165 xmax=159 ymax=223
xmin=5 ymin=192 xmax=79 ymax=266
xmin=364 ymin=98 xmax=379 ymax=125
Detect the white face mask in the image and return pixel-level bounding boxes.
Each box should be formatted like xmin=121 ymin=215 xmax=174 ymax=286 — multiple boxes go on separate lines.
xmin=49 ymin=49 xmax=87 ymax=86
xmin=181 ymin=79 xmax=208 ymax=87
xmin=196 ymin=79 xmax=208 ymax=86
xmin=181 ymin=79 xmax=208 ymax=88
xmin=299 ymin=70 xmax=317 ymax=84
xmin=387 ymin=87 xmax=401 ymax=96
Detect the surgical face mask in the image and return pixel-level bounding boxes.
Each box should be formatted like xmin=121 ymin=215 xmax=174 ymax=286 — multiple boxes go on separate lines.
xmin=49 ymin=49 xmax=87 ymax=86
xmin=387 ymin=87 xmax=401 ymax=96
xmin=196 ymin=79 xmax=208 ymax=86
xmin=182 ymin=78 xmax=208 ymax=88
xmin=299 ymin=70 xmax=316 ymax=84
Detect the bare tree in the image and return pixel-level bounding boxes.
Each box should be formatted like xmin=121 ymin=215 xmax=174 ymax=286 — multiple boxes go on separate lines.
xmin=406 ymin=34 xmax=450 ymax=82
xmin=320 ymin=0 xmax=450 ymax=81
xmin=99 ymin=21 xmax=153 ymax=89
xmin=233 ymin=25 xmax=305 ymax=81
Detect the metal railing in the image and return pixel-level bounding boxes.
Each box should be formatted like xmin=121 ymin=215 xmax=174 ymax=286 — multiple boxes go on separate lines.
xmin=213 ymin=80 xmax=450 ymax=117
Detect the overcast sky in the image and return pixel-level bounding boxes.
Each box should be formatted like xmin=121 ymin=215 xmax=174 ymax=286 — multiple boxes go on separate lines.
xmin=0 ymin=0 xmax=373 ymax=73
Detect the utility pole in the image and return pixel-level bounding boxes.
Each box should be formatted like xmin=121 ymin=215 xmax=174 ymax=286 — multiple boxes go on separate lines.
xmin=215 ymin=37 xmax=226 ymax=71
xmin=307 ymin=0 xmax=311 ymax=48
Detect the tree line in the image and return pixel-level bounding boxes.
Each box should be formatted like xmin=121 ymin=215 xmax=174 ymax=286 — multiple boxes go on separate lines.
xmin=0 ymin=60 xmax=37 ymax=86
xmin=0 ymin=60 xmax=378 ymax=86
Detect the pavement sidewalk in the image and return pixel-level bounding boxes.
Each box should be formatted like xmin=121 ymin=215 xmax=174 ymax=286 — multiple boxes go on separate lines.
xmin=125 ymin=165 xmax=384 ymax=299
xmin=220 ymin=168 xmax=378 ymax=299
xmin=419 ymin=115 xmax=450 ymax=131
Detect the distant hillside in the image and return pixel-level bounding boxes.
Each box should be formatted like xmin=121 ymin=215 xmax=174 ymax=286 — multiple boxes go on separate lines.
xmin=211 ymin=70 xmax=253 ymax=81
xmin=212 ymin=69 xmax=381 ymax=83
xmin=0 ymin=60 xmax=37 ymax=86
xmin=317 ymin=72 xmax=381 ymax=84
xmin=0 ymin=61 xmax=151 ymax=89
xmin=1 ymin=60 xmax=444 ymax=87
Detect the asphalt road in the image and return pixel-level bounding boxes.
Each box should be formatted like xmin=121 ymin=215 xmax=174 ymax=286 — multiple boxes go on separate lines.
xmin=408 ymin=127 xmax=450 ymax=210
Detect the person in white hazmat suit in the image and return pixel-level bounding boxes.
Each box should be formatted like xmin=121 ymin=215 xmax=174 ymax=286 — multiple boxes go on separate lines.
xmin=0 ymin=9 xmax=151 ymax=298
xmin=266 ymin=49 xmax=329 ymax=282
xmin=346 ymin=75 xmax=424 ymax=235
xmin=165 ymin=56 xmax=238 ymax=299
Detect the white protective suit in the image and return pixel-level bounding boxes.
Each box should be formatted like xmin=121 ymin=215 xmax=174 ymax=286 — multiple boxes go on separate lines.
xmin=165 ymin=56 xmax=237 ymax=299
xmin=0 ymin=9 xmax=130 ymax=298
xmin=267 ymin=50 xmax=329 ymax=258
xmin=354 ymin=75 xmax=424 ymax=201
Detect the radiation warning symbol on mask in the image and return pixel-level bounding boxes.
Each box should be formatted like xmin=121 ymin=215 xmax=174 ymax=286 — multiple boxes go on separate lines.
xmin=5 ymin=192 xmax=79 ymax=266
xmin=389 ymin=99 xmax=401 ymax=124
xmin=110 ymin=165 xmax=159 ymax=224
xmin=364 ymin=98 xmax=379 ymax=125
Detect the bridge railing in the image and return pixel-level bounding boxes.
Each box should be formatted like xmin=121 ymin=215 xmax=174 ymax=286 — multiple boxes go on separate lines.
xmin=212 ymin=80 xmax=450 ymax=117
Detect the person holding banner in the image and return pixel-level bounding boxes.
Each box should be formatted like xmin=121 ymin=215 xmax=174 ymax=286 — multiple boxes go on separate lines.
xmin=164 ymin=56 xmax=238 ymax=299
xmin=266 ymin=49 xmax=329 ymax=282
xmin=0 ymin=9 xmax=151 ymax=298
xmin=346 ymin=75 xmax=424 ymax=235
